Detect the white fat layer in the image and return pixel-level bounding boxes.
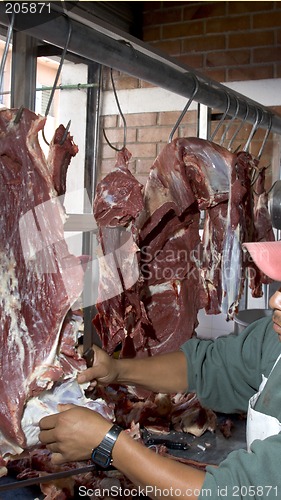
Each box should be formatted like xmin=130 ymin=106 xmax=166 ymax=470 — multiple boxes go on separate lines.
xmin=170 ymin=228 xmax=186 ymax=240
xmin=0 ymin=251 xmax=34 ymax=368
xmin=21 ymin=378 xmax=114 ymax=450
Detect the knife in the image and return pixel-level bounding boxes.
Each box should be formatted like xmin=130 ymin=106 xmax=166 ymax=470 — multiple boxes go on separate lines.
xmin=0 ymin=463 xmax=97 ymax=492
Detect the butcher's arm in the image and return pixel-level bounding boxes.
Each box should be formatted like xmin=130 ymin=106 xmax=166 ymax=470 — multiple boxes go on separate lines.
xmin=78 ymin=347 xmax=188 ymax=394
xmin=113 ymin=428 xmax=205 ymax=499
xmin=39 ymin=406 xmax=205 ymax=500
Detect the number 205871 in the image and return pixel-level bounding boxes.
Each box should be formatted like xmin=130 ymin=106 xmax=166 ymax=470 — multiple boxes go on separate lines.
xmin=5 ymin=3 xmax=51 ymax=14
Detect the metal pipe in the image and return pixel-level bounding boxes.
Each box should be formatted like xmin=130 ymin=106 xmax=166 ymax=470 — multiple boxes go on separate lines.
xmin=1 ymin=5 xmax=281 ymax=134
xmin=0 ymin=83 xmax=99 ymax=95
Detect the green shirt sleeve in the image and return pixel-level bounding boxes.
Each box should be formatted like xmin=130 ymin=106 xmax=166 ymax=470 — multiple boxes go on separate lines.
xmin=180 ymin=317 xmax=280 ymax=413
xmin=181 ymin=318 xmax=281 ymax=499
xmin=201 ymin=433 xmax=281 ymax=499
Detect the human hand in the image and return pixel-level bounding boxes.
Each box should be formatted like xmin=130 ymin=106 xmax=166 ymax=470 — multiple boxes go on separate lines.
xmin=39 ymin=404 xmax=112 ymax=464
xmin=77 ymin=345 xmax=119 ymax=387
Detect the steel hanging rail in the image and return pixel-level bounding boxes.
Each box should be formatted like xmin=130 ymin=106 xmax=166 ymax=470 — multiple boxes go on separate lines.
xmin=0 ymin=4 xmax=281 ymax=134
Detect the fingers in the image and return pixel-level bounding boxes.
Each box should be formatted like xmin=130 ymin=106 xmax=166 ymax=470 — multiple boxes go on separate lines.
xmin=39 ymin=428 xmax=56 ymax=445
xmin=50 ymin=452 xmax=66 ymax=465
xmin=39 ymin=414 xmax=57 ymax=430
xmin=77 ymin=367 xmax=97 ymax=384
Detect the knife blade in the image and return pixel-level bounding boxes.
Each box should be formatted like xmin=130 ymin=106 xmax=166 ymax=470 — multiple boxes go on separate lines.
xmin=0 ymin=464 xmax=96 ymax=492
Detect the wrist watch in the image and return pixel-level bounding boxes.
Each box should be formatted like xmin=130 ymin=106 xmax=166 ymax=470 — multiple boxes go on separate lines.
xmin=91 ymin=424 xmax=123 ymax=468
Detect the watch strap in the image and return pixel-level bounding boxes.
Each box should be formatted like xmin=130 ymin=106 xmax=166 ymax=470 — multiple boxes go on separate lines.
xmin=91 ymin=424 xmax=123 ymax=468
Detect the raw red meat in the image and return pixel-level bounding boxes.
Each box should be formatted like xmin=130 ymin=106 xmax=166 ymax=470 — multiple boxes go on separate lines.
xmin=0 ymin=108 xmax=84 ymax=457
xmin=248 ymin=165 xmax=275 ymax=296
xmin=93 ymin=138 xmax=274 ymax=358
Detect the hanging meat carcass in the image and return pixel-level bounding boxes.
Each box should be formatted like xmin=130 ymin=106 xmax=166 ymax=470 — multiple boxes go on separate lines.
xmin=93 ymin=137 xmax=273 ymax=358
xmin=0 ymin=108 xmax=87 ymax=463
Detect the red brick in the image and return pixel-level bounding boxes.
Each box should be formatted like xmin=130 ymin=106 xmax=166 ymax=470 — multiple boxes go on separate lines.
xmin=253 ymin=10 xmax=281 ymax=29
xmin=142 ymin=1 xmax=162 ymax=12
xmin=206 ymin=49 xmax=250 ymax=68
xmin=228 ymin=1 xmax=274 ymax=15
xmin=124 ymin=113 xmax=157 ymax=127
xmin=177 ymin=53 xmax=204 ymax=69
xmin=130 ymin=143 xmax=157 ymax=158
xmin=228 ymin=65 xmax=274 ymax=81
xmin=101 ymin=128 xmax=136 ymax=145
xmin=137 ymin=126 xmax=171 ymax=143
xmin=276 ymin=64 xmax=281 ymax=78
xmin=136 ymin=158 xmax=154 ymax=174
xmin=182 ymin=34 xmax=225 ymax=53
xmin=183 ymin=2 xmax=226 ymax=21
xmin=202 ymin=68 xmax=226 ymax=82
xmin=178 ymin=123 xmax=197 ymax=138
xmin=102 ymin=115 xmax=118 ymax=128
xmin=100 ymin=159 xmax=116 ymax=174
xmin=158 ymin=110 xmax=197 ymax=126
xmin=228 ymin=31 xmax=275 ymax=49
xmin=100 ymin=144 xmax=117 ymax=160
xmin=277 ymin=29 xmax=281 ymax=44
xmin=253 ymin=47 xmax=281 ymax=64
xmin=206 ymin=15 xmax=251 ymax=34
xmin=143 ymin=6 xmax=182 ymax=26
xmin=162 ymin=20 xmax=204 ymax=39
xmin=108 ymin=76 xmax=139 ymax=91
xmin=157 ymin=142 xmax=167 ymax=155
xmin=143 ymin=26 xmax=161 ymax=42
xmin=150 ymin=39 xmax=181 ymax=56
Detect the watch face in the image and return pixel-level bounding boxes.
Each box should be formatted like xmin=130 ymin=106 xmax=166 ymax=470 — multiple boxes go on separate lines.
xmin=91 ymin=447 xmax=112 ymax=468
xmin=91 ymin=425 xmax=123 ymax=468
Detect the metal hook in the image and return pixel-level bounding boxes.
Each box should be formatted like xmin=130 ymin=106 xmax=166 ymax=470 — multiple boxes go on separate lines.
xmin=42 ymin=16 xmax=72 ymax=146
xmin=0 ymin=13 xmax=15 ymax=92
xmin=210 ymin=91 xmax=231 ymax=142
xmin=244 ymin=106 xmax=262 ymax=153
xmin=220 ymin=95 xmax=239 ymax=146
xmin=168 ymin=73 xmax=199 ymax=143
xmin=59 ymin=119 xmax=71 ymax=145
xmin=257 ymin=111 xmax=272 ymax=160
xmin=13 ymin=105 xmax=24 ymax=124
xmin=103 ymin=68 xmax=127 ymax=152
xmin=228 ymin=99 xmax=249 ymax=150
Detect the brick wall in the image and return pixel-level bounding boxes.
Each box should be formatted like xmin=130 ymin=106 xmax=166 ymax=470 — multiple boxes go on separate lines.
xmin=142 ymin=1 xmax=281 ymax=82
xmin=99 ymin=104 xmax=278 ymax=192
xmin=97 ymin=2 xmax=281 ymax=187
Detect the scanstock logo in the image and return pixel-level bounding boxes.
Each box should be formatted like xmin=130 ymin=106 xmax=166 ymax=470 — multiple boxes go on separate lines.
xmin=18 ymin=189 xmax=140 ymax=308
xmin=4 ymin=1 xmax=79 ymax=31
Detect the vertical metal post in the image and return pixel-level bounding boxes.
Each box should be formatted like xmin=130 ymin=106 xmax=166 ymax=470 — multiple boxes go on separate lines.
xmin=82 ymin=63 xmax=102 ymax=351
xmin=197 ymin=104 xmax=211 ymax=140
xmin=10 ymin=32 xmax=37 ymax=110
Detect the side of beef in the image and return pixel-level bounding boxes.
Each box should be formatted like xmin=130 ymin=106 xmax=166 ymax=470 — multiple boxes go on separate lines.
xmin=0 ymin=108 xmax=84 ymax=456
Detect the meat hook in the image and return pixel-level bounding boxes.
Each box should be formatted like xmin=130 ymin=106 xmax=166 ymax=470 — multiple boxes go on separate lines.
xmin=13 ymin=105 xmax=24 ymax=124
xmin=168 ymin=73 xmax=199 ymax=143
xmin=103 ymin=68 xmax=127 ymax=152
xmin=250 ymin=111 xmax=272 ymax=189
xmin=244 ymin=106 xmax=262 ymax=153
xmin=0 ymin=12 xmax=15 ymax=93
xmin=42 ymin=15 xmax=72 ymax=146
xmin=228 ymin=99 xmax=249 ymax=150
xmin=210 ymin=90 xmax=231 ymax=143
xmin=257 ymin=111 xmax=272 ymax=160
xmin=59 ymin=119 xmax=71 ymax=145
xmin=220 ymin=95 xmax=239 ymax=147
